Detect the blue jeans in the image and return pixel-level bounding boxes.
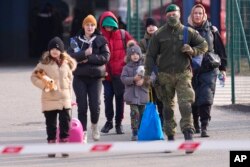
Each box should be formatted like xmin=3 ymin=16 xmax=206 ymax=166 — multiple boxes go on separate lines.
xmin=102 ymin=80 xmax=124 ymax=126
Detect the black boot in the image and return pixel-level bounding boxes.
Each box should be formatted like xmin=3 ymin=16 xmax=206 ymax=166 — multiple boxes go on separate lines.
xmin=194 ymin=121 xmax=200 ymax=134
xmin=101 ymin=121 xmax=113 ymax=133
xmin=201 ymin=126 xmax=209 ymax=137
xmin=115 ymin=124 xmax=124 ymax=134
xmin=192 ymin=105 xmax=200 ymax=133
xmin=201 ymin=120 xmax=209 ymax=138
xmin=164 ymin=135 xmax=174 ymax=153
xmin=48 ymin=140 xmax=56 ymax=158
xmin=199 ymin=105 xmax=211 ymax=138
xmin=167 ymin=135 xmax=175 ymax=141
xmin=183 ymin=130 xmax=194 ymax=154
xmin=60 ymin=138 xmax=69 ymax=158
xmin=183 ymin=130 xmax=193 ymax=141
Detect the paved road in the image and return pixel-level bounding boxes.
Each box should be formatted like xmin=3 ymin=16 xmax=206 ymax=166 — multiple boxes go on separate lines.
xmin=0 ymin=66 xmax=250 ymax=167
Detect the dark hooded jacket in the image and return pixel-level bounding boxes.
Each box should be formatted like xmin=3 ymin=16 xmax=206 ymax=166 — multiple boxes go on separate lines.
xmin=67 ymin=29 xmax=110 ymax=78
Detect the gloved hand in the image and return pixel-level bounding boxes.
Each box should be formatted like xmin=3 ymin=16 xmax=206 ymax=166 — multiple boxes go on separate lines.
xmin=182 ymin=44 xmax=194 ymax=56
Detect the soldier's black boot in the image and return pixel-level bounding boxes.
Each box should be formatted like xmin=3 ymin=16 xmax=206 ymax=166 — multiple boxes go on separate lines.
xmin=164 ymin=135 xmax=174 ymax=153
xmin=183 ymin=130 xmax=194 ymax=154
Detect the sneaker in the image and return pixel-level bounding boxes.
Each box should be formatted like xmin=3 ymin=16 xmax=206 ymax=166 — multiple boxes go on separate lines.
xmin=115 ymin=125 xmax=124 ymax=134
xmin=101 ymin=121 xmax=113 ymax=133
xmin=83 ymin=131 xmax=88 ymax=143
xmin=91 ymin=124 xmax=100 ymax=141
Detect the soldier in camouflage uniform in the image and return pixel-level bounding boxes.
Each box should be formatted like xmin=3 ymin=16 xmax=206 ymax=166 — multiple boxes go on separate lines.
xmin=144 ymin=4 xmax=208 ymax=146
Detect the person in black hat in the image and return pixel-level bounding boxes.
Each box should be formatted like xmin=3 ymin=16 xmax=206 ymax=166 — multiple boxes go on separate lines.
xmin=144 ymin=4 xmax=208 ymax=153
xmin=31 ymin=36 xmax=77 ymax=158
xmin=139 ymin=17 xmax=165 ymax=129
xmin=139 ymin=18 xmax=158 ymax=54
xmin=47 ymin=36 xmax=65 ymax=52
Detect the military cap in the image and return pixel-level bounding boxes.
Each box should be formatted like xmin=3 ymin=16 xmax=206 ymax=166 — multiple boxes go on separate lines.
xmin=165 ymin=4 xmax=180 ymax=13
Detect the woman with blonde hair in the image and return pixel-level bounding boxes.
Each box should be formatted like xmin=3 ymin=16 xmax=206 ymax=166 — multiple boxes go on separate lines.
xmin=188 ymin=4 xmax=227 ymax=137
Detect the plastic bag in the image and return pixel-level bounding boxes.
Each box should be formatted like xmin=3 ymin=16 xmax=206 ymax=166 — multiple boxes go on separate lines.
xmin=138 ymin=102 xmax=164 ymax=141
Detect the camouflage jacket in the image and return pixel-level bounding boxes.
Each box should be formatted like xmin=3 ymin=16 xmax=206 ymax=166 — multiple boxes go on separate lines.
xmin=145 ymin=23 xmax=208 ymax=75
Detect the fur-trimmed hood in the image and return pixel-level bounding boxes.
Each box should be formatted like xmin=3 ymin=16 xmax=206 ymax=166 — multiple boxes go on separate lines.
xmin=40 ymin=51 xmax=77 ymax=71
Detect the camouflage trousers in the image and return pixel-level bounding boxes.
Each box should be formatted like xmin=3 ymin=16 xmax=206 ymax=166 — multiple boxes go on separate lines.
xmin=158 ymin=70 xmax=195 ymax=136
xmin=130 ymin=104 xmax=145 ymax=131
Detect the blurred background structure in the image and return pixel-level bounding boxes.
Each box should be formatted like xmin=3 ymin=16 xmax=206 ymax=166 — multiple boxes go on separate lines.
xmin=0 ymin=0 xmax=249 ymax=104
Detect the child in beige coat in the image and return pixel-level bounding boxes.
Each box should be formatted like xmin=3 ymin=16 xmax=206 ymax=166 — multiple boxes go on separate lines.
xmin=31 ymin=36 xmax=76 ymax=158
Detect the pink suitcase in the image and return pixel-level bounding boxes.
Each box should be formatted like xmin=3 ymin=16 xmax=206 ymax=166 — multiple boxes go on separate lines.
xmin=57 ymin=103 xmax=84 ymax=143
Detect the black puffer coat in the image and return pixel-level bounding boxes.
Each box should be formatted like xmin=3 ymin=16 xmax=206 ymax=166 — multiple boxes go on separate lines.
xmin=189 ymin=21 xmax=227 ymax=106
xmin=67 ymin=29 xmax=110 ymax=78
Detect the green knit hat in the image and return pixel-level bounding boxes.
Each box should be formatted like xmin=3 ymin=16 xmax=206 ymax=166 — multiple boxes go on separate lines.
xmin=165 ymin=4 xmax=180 ymax=13
xmin=102 ymin=17 xmax=118 ymax=29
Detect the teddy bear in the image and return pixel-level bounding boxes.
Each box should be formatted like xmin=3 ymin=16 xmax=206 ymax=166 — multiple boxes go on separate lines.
xmin=136 ymin=65 xmax=145 ymax=77
xmin=35 ymin=69 xmax=57 ymax=92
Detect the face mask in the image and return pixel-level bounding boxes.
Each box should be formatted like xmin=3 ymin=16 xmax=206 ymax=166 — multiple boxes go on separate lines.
xmin=167 ymin=16 xmax=180 ymax=27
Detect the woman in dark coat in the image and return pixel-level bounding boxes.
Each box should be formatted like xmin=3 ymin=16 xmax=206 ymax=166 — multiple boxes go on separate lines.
xmin=188 ymin=4 xmax=227 ymax=137
xmin=68 ymin=15 xmax=110 ymax=143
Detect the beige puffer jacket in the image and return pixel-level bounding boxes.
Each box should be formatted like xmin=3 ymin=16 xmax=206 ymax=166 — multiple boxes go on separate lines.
xmin=31 ymin=52 xmax=77 ymax=112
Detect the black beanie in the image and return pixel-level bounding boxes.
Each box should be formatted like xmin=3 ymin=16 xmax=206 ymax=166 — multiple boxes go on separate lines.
xmin=145 ymin=17 xmax=157 ymax=28
xmin=48 ymin=36 xmax=64 ymax=52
